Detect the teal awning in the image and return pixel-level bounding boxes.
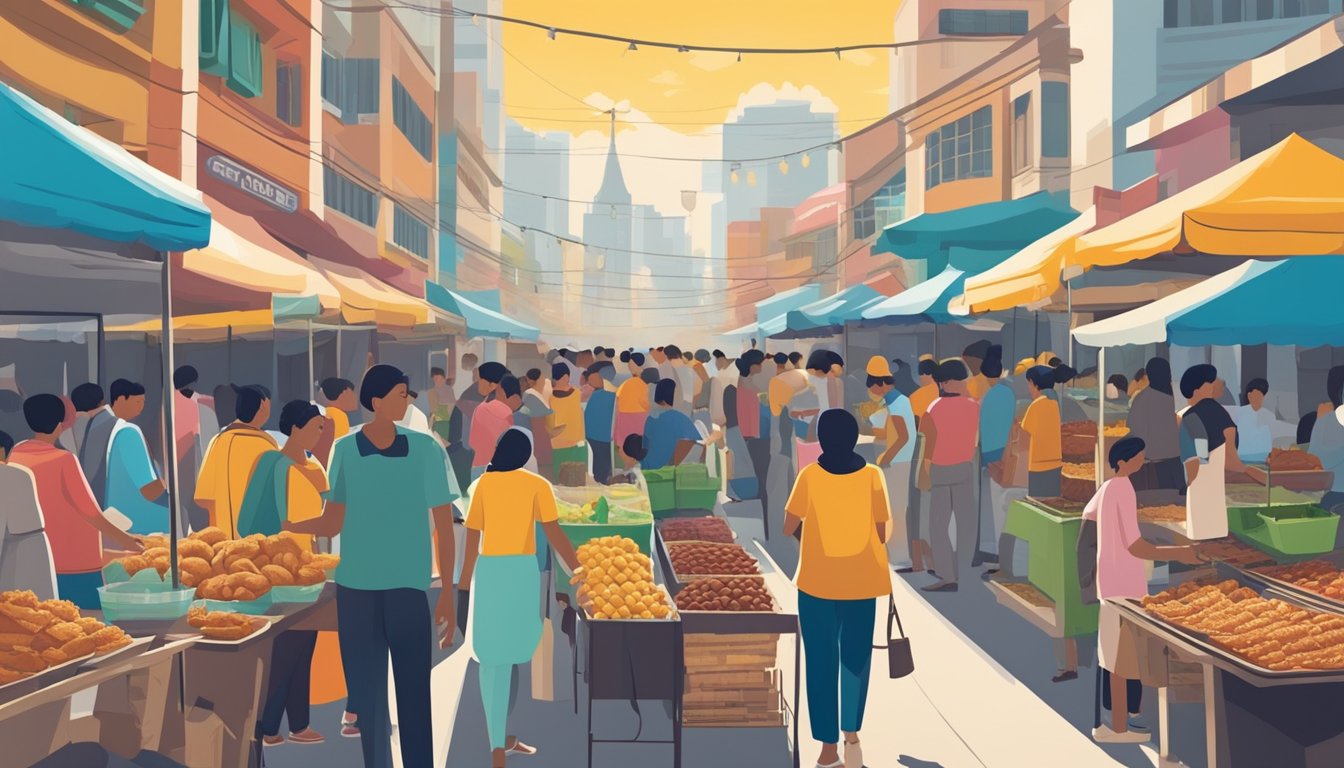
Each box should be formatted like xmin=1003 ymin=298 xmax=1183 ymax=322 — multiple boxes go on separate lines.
xmin=755 ymin=284 xmax=822 ymax=325
xmin=425 ymin=281 xmax=539 ymax=341
xmin=764 ymin=283 xmax=888 ymax=339
xmin=876 ymin=192 xmax=1078 ymax=274
xmin=861 ymin=267 xmax=967 ymax=325
xmin=1074 ymin=257 xmax=1344 ymax=348
xmin=272 ymin=294 xmax=322 ymax=321
xmin=0 ymin=82 xmax=211 ymax=251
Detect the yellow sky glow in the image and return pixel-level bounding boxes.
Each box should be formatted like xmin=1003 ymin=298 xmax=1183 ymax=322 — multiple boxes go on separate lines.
xmin=500 ymin=0 xmax=899 ymax=138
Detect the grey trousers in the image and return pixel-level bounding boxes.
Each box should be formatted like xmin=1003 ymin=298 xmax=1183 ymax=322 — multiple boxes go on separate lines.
xmin=929 ymin=462 xmax=977 ymax=584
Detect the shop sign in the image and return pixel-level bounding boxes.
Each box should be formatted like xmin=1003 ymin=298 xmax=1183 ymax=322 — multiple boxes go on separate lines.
xmin=206 ymin=155 xmax=298 ymax=213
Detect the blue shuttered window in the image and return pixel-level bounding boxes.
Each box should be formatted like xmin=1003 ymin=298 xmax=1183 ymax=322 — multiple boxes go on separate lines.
xmin=200 ymin=0 xmax=229 ymax=76
xmin=324 ymin=165 xmax=378 ymax=227
xmin=322 ymin=53 xmax=379 ymax=124
xmin=1041 ymin=82 xmax=1069 ymax=159
xmin=276 ymin=60 xmax=302 ymax=126
xmin=391 ymin=77 xmax=432 ymax=161
xmin=392 ymin=204 xmax=430 ymax=259
xmin=938 ymin=9 xmax=1029 ymax=35
xmin=226 ymin=11 xmax=263 ymax=98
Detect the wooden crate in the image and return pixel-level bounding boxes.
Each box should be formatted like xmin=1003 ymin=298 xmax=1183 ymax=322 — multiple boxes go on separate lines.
xmin=683 ymin=634 xmax=783 ymax=727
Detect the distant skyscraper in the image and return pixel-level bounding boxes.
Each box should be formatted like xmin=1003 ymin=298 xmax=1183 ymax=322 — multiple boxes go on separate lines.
xmin=631 ymin=204 xmax=696 ymax=316
xmin=721 ymin=102 xmax=836 ymax=224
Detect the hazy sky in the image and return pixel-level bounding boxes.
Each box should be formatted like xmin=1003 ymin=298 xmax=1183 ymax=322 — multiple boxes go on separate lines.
xmin=482 ymin=0 xmax=899 ymax=240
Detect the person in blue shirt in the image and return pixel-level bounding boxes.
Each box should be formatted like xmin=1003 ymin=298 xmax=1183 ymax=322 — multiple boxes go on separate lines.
xmin=642 ymin=379 xmax=702 ymax=471
xmin=865 ymin=357 xmax=916 ymax=572
xmin=286 ymin=365 xmax=458 ymax=768
xmin=104 ymin=379 xmax=168 ymax=535
xmin=976 ymin=351 xmax=1023 ymax=579
xmin=583 ymin=367 xmax=616 ymax=483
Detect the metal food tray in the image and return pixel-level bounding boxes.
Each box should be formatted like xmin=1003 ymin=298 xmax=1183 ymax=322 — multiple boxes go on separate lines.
xmin=1238 ymin=550 xmax=1344 ymax=614
xmin=656 ymin=517 xmax=739 ymax=546
xmin=579 ymin=584 xmax=681 ymax=624
xmin=184 ymin=614 xmax=275 ymax=649
xmin=0 ymin=651 xmax=95 ymax=706
xmin=656 ymin=533 xmax=761 ymax=593
xmin=1023 ymin=497 xmax=1085 ymax=518
xmin=1116 ymin=564 xmax=1344 ymax=685
xmin=673 ymin=578 xmax=796 ymax=635
xmin=78 ymin=634 xmax=155 ymax=670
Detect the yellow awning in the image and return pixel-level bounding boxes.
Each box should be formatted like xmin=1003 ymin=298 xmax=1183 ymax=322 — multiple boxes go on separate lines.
xmin=312 ymin=258 xmax=431 ymax=329
xmin=1070 ymin=133 xmax=1344 ymax=267
xmin=954 ymin=208 xmax=1096 ymax=315
xmin=183 ymin=198 xmax=340 ymax=311
xmin=108 ymin=309 xmax=274 ymax=337
xmin=956 ymin=134 xmax=1344 ymax=314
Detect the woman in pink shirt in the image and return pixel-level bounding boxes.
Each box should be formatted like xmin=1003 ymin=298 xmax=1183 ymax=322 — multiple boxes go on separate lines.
xmin=1085 ymin=436 xmax=1199 ymax=744
xmin=8 ymin=394 xmax=141 ymax=608
xmin=918 ymin=360 xmax=980 ymax=592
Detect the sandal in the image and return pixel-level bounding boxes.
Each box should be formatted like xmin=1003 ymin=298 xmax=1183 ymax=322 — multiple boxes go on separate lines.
xmin=261 ymin=735 xmax=284 ymax=747
xmin=815 ymin=760 xmax=843 ymax=768
xmin=504 ymin=738 xmax=538 ymax=757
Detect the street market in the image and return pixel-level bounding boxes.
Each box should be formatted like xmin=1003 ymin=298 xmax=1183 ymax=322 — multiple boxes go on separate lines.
xmin=7 ymin=2 xmax=1344 ymax=767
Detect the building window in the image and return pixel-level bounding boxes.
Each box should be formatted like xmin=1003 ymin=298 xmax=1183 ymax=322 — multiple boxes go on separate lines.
xmin=276 ymin=60 xmax=302 ymax=127
xmin=853 ymin=170 xmax=907 ymax=240
xmin=925 ymin=106 xmax=993 ymax=190
xmin=1222 ymin=0 xmax=1244 ymax=21
xmin=321 ymin=53 xmax=379 ymax=124
xmin=392 ymin=204 xmax=430 ymax=259
xmin=1012 ymin=94 xmax=1032 ymax=174
xmin=392 ymin=77 xmax=432 ymax=161
xmin=814 ymin=229 xmax=838 ymax=273
xmin=1041 ymin=83 xmax=1069 ymax=159
xmin=324 ymin=165 xmax=377 ymax=227
xmin=785 ymin=241 xmax=814 ymax=262
xmin=1164 ymin=0 xmax=1334 ymax=26
xmin=1191 ymin=0 xmax=1216 ymax=24
xmin=937 ymin=9 xmax=1029 ymax=35
xmin=225 ymin=10 xmax=262 ymax=98
xmin=200 ymin=0 xmax=229 ymax=76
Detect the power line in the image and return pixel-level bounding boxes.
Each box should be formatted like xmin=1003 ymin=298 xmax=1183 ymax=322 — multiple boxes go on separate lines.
xmin=326 ymin=1 xmax=1016 ymax=56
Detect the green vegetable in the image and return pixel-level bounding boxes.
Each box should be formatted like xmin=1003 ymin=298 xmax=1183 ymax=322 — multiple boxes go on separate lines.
xmin=594 ymin=496 xmax=609 ymax=524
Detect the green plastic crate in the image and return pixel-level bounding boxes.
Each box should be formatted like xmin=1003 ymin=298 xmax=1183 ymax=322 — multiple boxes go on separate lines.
xmin=675 ymin=487 xmax=719 ymax=512
xmin=1257 ymin=505 xmax=1340 ymax=555
xmin=643 ymin=468 xmax=678 ymax=514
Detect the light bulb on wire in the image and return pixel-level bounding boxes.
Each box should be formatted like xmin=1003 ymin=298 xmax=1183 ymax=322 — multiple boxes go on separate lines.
xmin=801 ymin=153 xmax=811 ymax=169
xmin=730 ymin=170 xmax=739 ymax=184
xmin=778 ymin=160 xmax=789 ymax=175
xmin=746 ymin=170 xmax=757 ymax=186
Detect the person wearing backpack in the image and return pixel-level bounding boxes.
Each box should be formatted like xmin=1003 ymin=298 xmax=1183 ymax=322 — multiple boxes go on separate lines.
xmin=1084 ymin=436 xmax=1201 ymax=744
xmin=238 ymin=400 xmax=329 ymax=747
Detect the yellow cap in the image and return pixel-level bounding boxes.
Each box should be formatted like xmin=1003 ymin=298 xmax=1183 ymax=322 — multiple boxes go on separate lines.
xmin=918 ymin=353 xmax=935 ymax=362
xmin=865 ymin=356 xmax=892 ymax=377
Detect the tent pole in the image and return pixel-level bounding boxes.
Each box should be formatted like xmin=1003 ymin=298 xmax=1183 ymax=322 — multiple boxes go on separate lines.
xmin=1097 ymin=347 xmax=1105 ymax=490
xmin=307 ymin=319 xmax=315 ymax=401
xmin=1067 ymin=280 xmax=1074 ymax=369
xmin=226 ymin=325 xmax=233 ymax=384
xmin=159 ymin=254 xmax=181 ymax=589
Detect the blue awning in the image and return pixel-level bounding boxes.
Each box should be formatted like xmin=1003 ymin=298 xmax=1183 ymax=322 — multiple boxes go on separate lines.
xmin=0 ymin=82 xmax=211 ymax=251
xmin=425 ymin=281 xmax=539 ymax=341
xmin=876 ymin=192 xmax=1079 ymax=275
xmin=861 ymin=267 xmax=968 ymax=325
xmin=764 ymin=283 xmax=888 ymax=339
xmin=755 ymin=284 xmax=822 ymax=325
xmin=1073 ymin=257 xmax=1344 ymax=348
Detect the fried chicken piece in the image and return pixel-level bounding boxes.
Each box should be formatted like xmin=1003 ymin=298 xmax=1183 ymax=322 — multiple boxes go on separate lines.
xmin=295 ymin=566 xmax=326 ymax=586
xmin=0 ymin=591 xmax=41 ymax=609
xmin=176 ymin=539 xmax=214 ymax=561
xmin=0 ymin=615 xmax=42 ymax=636
xmin=0 ymin=633 xmax=36 ymax=650
xmin=89 ymin=626 xmax=130 ymax=652
xmin=199 ymin=624 xmax=257 ymax=642
xmin=261 ymin=565 xmax=293 ymax=586
xmin=190 ymin=527 xmax=229 ymax=547
xmin=179 ymin=557 xmax=212 ymax=582
xmin=310 ymin=554 xmax=339 ymax=571
xmin=226 ymin=557 xmax=260 ymax=576
xmin=0 ymin=667 xmax=26 ymax=684
xmin=120 ymin=556 xmax=151 ymax=576
xmin=0 ymin=602 xmax=55 ymax=633
xmin=75 ymin=617 xmax=103 ymax=635
xmin=0 ymin=647 xmax=48 ymax=673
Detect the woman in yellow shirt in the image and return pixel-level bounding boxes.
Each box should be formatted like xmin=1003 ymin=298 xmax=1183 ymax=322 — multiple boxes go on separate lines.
xmin=461 ymin=429 xmax=583 ymax=767
xmin=784 ymin=409 xmax=891 ymax=768
xmin=237 ymin=400 xmax=329 ymax=746
xmin=1020 ymin=366 xmax=1067 ymax=498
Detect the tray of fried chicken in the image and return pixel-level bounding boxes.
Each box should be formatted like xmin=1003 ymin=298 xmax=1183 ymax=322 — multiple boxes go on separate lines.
xmin=107 ymin=528 xmax=338 ymax=613
xmin=0 ymin=590 xmax=135 ymax=698
xmin=185 ymin=606 xmax=270 ymax=645
xmin=1246 ymin=558 xmax=1344 ymax=607
xmin=1137 ymin=577 xmax=1344 ymax=676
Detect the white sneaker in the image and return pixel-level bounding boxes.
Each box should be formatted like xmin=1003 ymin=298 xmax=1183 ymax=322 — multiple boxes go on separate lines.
xmin=1092 ymin=724 xmax=1150 ymax=744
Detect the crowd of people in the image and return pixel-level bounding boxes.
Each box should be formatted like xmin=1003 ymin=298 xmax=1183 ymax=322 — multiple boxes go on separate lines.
xmin=3 ymin=339 xmax=1340 ymax=767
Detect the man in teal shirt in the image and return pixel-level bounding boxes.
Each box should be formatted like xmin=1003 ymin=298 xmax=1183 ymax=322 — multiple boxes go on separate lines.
xmin=287 ymin=365 xmax=457 ymax=768
xmin=976 ymin=352 xmax=1022 ymax=576
xmin=104 ymin=379 xmax=168 ymax=534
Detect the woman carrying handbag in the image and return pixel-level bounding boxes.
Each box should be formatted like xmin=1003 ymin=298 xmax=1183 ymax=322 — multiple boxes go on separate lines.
xmin=783 ymin=409 xmax=897 ymax=768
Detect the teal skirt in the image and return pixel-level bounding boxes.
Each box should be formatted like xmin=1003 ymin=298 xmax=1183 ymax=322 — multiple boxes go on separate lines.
xmin=471 ymin=554 xmax=543 ymax=666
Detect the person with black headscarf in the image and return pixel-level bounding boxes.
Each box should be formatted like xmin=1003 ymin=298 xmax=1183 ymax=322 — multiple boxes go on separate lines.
xmin=783 ymin=409 xmax=890 ymax=768
xmin=1127 ymin=357 xmax=1183 ymax=492
xmin=460 ymin=428 xmax=583 ymax=767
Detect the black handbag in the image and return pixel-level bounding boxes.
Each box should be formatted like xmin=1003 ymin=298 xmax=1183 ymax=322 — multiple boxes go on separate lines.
xmin=875 ymin=594 xmax=914 ymax=679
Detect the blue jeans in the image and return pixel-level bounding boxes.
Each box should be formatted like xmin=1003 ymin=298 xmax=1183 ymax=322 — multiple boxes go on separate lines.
xmin=56 ymin=571 xmax=103 ymax=610
xmin=336 ymin=585 xmax=433 ymax=768
xmin=261 ymin=630 xmax=317 ymax=736
xmin=798 ymin=591 xmax=877 ymax=744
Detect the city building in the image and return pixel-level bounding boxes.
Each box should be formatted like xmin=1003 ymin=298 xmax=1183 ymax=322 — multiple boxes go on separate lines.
xmin=838 ymin=120 xmax=908 ymax=287
xmin=582 ymin=115 xmax=634 ymax=330
xmin=505 ymin=118 xmax=571 ymax=330
xmin=724 ymin=208 xmax=798 ymax=329
xmin=454 ymin=67 xmax=503 ymax=292
xmin=779 ymin=185 xmax=847 ymax=296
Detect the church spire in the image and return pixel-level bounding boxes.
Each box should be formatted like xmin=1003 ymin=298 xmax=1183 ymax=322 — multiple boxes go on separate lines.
xmin=595 ymin=108 xmax=630 ymax=206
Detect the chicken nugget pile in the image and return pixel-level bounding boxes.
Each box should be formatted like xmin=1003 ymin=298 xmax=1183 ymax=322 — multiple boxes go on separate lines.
xmin=667 ymin=542 xmax=759 ymax=576
xmin=1142 ymin=579 xmax=1344 ymax=671
xmin=114 ymin=528 xmax=338 ymax=602
xmin=1267 ymin=448 xmax=1323 ymax=472
xmin=187 ymin=606 xmax=261 ymax=642
xmin=0 ymin=590 xmax=132 ymax=685
xmin=1138 ymin=505 xmax=1187 ymax=524
xmin=1255 ymin=561 xmax=1344 ymax=600
xmin=575 ymin=536 xmax=673 ymax=620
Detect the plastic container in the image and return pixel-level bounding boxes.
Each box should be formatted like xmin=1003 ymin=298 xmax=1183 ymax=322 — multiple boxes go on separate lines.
xmin=269 ymin=583 xmax=325 ymax=604
xmin=98 ymin=581 xmax=197 ymax=623
xmin=643 ymin=467 xmax=677 ymax=515
xmin=197 ymin=592 xmax=275 ymax=615
xmin=1256 ymin=505 xmax=1340 ymax=555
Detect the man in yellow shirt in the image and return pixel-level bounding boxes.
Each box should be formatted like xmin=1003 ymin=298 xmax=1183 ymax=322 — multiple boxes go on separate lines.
xmin=910 ymin=357 xmax=940 ymax=421
xmin=547 ymin=362 xmax=586 ymax=477
xmin=195 ymin=384 xmax=276 ymax=538
xmin=963 ymin=340 xmax=992 ymax=402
